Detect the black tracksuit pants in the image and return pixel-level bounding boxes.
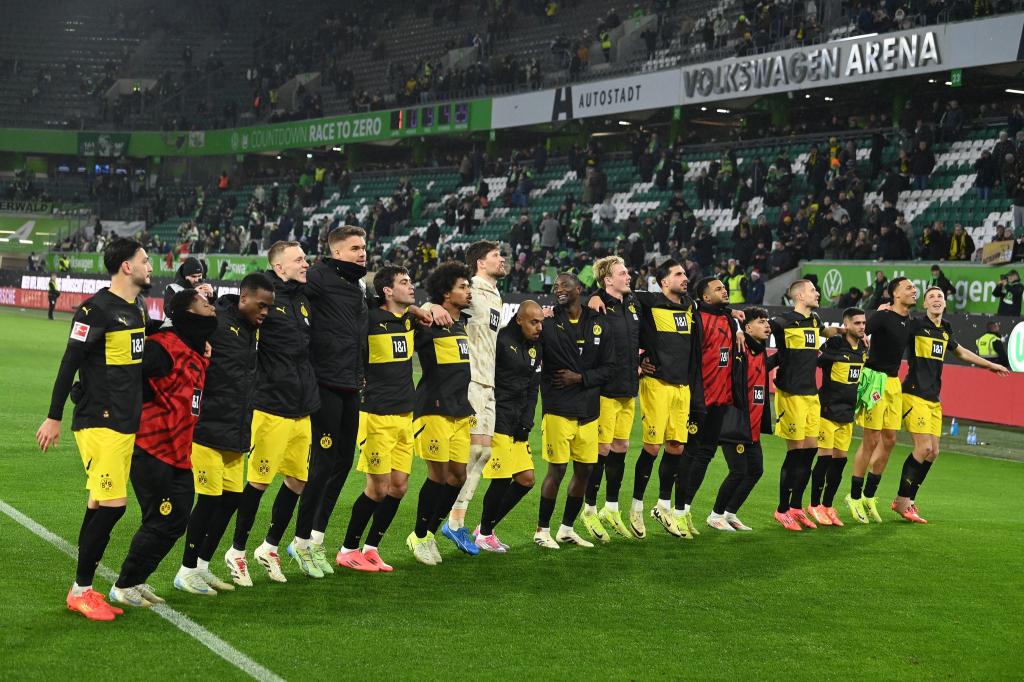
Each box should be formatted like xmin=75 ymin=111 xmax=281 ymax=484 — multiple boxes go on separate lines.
xmin=115 ymin=449 xmax=193 ymax=588
xmin=295 ymin=386 xmax=360 ymax=538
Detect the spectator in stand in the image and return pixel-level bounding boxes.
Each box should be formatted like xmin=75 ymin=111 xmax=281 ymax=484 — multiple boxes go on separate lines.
xmin=976 ymin=321 xmax=1010 ymax=368
xmin=539 ymin=212 xmax=560 ymax=251
xmin=864 ymin=270 xmax=889 ymax=310
xmin=918 ymin=221 xmax=949 ymax=261
xmin=939 ymin=100 xmax=964 ymax=142
xmin=217 ymin=171 xmax=229 ymax=191
xmin=928 ymin=265 xmax=957 ymax=300
xmin=805 ymin=144 xmax=828 ymax=200
xmin=995 ymin=270 xmax=1023 ymax=316
xmin=877 ymin=223 xmax=911 ymax=261
xmin=585 ymin=166 xmax=608 ymax=205
xmin=768 ymin=240 xmax=794 ymax=277
xmin=852 ymin=229 xmax=873 ymax=259
xmin=748 ymin=270 xmax=765 ymax=304
xmin=974 ymin=149 xmax=998 ymax=200
xmin=947 ymin=223 xmax=975 ymax=261
xmin=724 ymin=258 xmax=748 ymax=303
xmin=834 ymin=287 xmax=864 ymax=309
xmin=1008 ymin=105 xmax=1024 ymax=139
xmin=733 ymin=223 xmax=755 ymax=266
xmin=910 ymin=141 xmax=936 ymax=191
xmin=1014 ymin=171 xmax=1024 ymax=231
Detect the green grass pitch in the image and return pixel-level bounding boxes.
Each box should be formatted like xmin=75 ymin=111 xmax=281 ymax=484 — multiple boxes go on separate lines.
xmin=1 ymin=307 xmax=1021 ymax=680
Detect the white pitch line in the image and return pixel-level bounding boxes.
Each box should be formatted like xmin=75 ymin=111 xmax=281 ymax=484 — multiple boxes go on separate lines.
xmin=0 ymin=499 xmax=284 ymax=682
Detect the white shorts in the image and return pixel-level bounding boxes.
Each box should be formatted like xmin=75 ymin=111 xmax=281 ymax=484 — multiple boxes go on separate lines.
xmin=468 ymin=381 xmax=495 ymax=436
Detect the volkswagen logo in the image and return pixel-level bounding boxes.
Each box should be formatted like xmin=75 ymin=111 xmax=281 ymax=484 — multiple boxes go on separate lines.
xmin=822 ymin=268 xmax=843 ymax=300
xmin=1008 ymin=321 xmax=1024 ymax=372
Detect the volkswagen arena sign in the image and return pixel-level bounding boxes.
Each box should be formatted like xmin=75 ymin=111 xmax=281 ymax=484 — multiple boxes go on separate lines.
xmin=490 ymin=13 xmax=1024 ymax=127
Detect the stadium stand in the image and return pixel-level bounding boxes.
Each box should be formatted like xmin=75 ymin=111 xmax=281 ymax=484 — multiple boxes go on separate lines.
xmin=97 ymin=116 xmax=1018 ymax=296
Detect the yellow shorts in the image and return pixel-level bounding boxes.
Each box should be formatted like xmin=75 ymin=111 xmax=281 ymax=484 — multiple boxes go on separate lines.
xmin=483 ymin=432 xmax=534 ymax=478
xmin=542 ymin=414 xmax=599 ymax=464
xmin=598 ymin=396 xmax=636 ymax=444
xmin=191 ymin=443 xmax=245 ymax=495
xmin=74 ymin=428 xmax=134 ymax=502
xmin=774 ymin=391 xmax=821 ymax=441
xmin=639 ymin=376 xmax=691 ymax=445
xmin=902 ymin=394 xmax=942 ymax=437
xmin=247 ymin=410 xmax=312 ymax=485
xmin=817 ymin=418 xmax=853 ymax=452
xmin=856 ymin=377 xmax=903 ymax=431
xmin=357 ymin=411 xmax=414 ymax=475
xmin=414 ymin=415 xmax=471 ymax=464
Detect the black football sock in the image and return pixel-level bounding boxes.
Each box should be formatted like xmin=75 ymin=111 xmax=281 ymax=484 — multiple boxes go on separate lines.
xmin=76 ymin=506 xmax=125 ymax=587
xmin=909 ymin=460 xmax=933 ymax=500
xmin=657 ymin=452 xmax=682 ymax=499
xmin=585 ymin=456 xmax=606 ymax=506
xmin=604 ymin=449 xmax=626 ymax=503
xmin=778 ymin=450 xmax=798 ymax=513
xmin=265 ymin=483 xmax=300 ymax=547
xmin=495 ymin=481 xmax=532 ymax=527
xmin=850 ymin=475 xmax=865 ymax=500
xmin=789 ymin=448 xmax=817 ymax=510
xmin=864 ymin=472 xmax=882 ymax=498
xmin=342 ymin=493 xmax=379 ymax=551
xmin=632 ymin=449 xmax=657 ymax=501
xmin=674 ymin=453 xmax=694 ymax=511
xmin=538 ymin=495 xmax=557 ymax=529
xmin=480 ymin=478 xmax=510 ymax=536
xmin=428 ymin=484 xmax=462 ymax=534
xmin=182 ymin=494 xmax=218 ymax=569
xmin=897 ymin=454 xmax=920 ymax=498
xmin=561 ymin=494 xmax=584 ymax=528
xmin=232 ymin=484 xmax=265 ymax=552
xmin=365 ymin=495 xmax=402 ymax=548
xmin=77 ymin=507 xmax=97 ymax=548
xmin=200 ymin=491 xmax=240 ymax=562
xmin=810 ymin=455 xmax=831 ymax=507
xmin=414 ymin=479 xmax=444 ymax=538
xmin=822 ymin=458 xmax=848 ymax=507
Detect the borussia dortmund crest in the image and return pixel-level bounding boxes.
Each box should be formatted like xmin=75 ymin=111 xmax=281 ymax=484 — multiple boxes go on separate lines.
xmin=405 ymin=318 xmax=412 ymax=331
xmin=99 ymin=474 xmax=113 ymax=491
xmin=159 ymin=499 xmax=173 ymax=516
xmin=592 ymin=324 xmax=602 ymax=336
xmin=320 ymin=434 xmax=333 ymax=449
xmin=736 ymin=444 xmax=745 ymax=454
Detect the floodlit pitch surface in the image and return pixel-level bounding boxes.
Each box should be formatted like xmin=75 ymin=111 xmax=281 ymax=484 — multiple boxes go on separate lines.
xmin=1 ymin=308 xmax=1020 ymax=680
